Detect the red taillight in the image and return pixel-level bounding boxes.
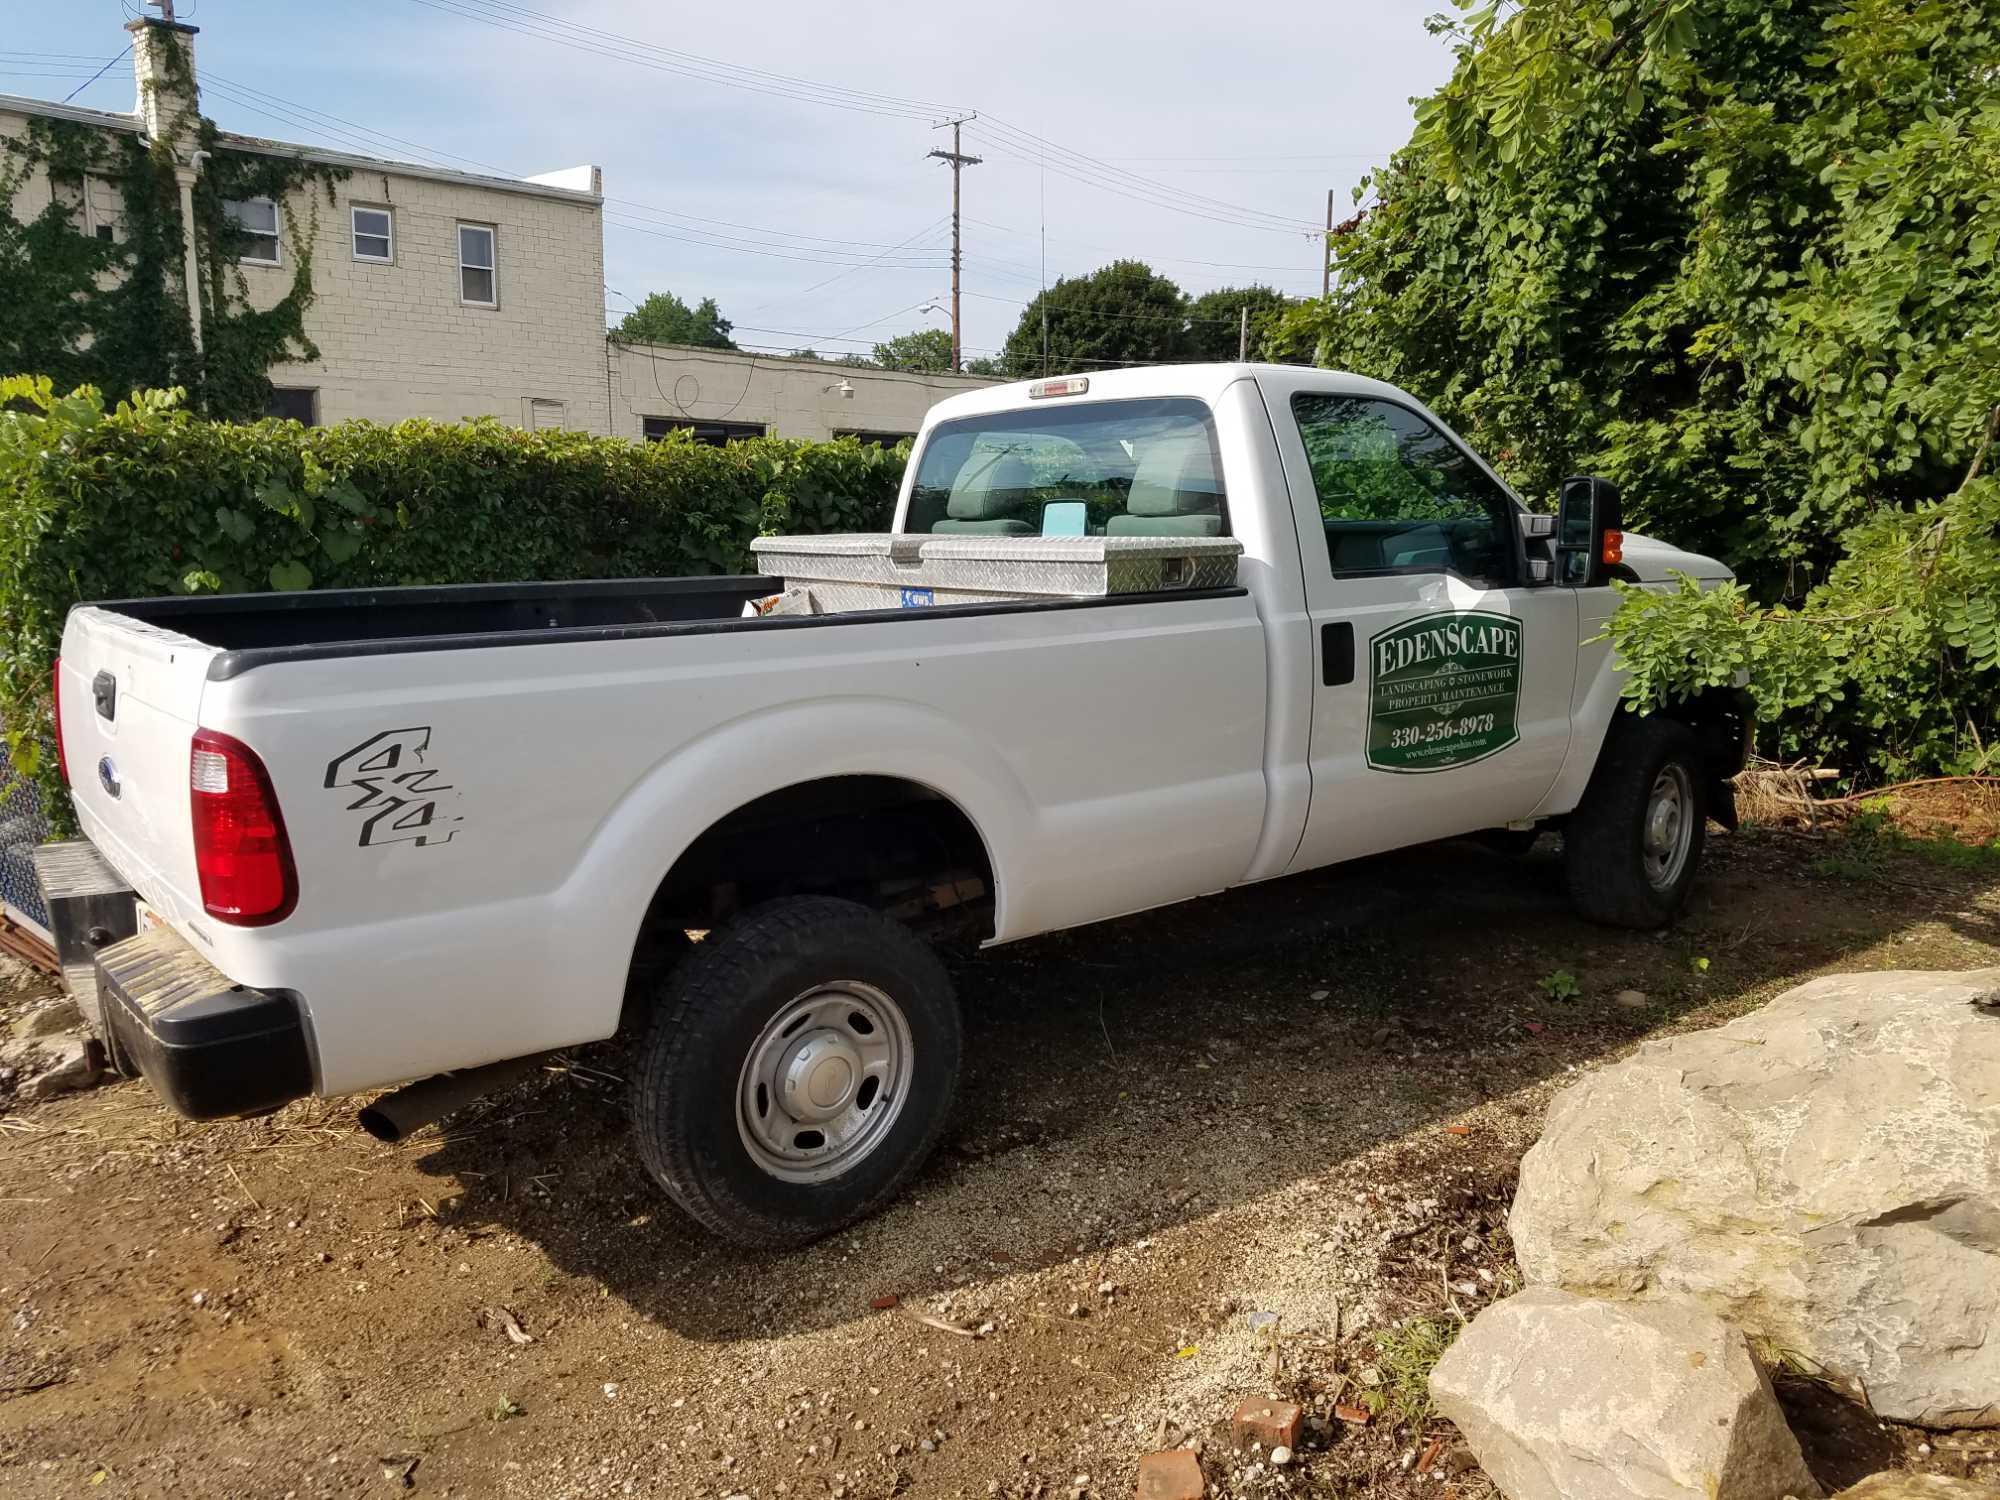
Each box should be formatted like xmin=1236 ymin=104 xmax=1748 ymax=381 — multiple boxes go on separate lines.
xmin=1601 ymin=529 xmax=1625 ymax=566
xmin=190 ymin=729 xmax=297 ymax=926
xmin=52 ymin=659 xmax=69 ymax=787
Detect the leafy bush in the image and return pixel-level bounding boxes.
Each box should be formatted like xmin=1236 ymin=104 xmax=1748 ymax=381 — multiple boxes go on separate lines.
xmin=1604 ymin=474 xmax=1999 ymax=779
xmin=0 ymin=378 xmax=906 ymax=816
xmin=1274 ymin=0 xmax=1999 ymax=591
xmin=1268 ymin=0 xmax=1999 ymax=779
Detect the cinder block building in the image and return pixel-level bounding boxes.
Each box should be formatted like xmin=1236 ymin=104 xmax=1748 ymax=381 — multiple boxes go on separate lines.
xmin=0 ymin=12 xmax=992 ymax=441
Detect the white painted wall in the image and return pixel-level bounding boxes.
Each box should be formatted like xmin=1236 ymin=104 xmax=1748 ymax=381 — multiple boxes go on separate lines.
xmin=233 ymin=151 xmax=613 ymax=434
xmin=610 ymin=342 xmax=997 ymax=444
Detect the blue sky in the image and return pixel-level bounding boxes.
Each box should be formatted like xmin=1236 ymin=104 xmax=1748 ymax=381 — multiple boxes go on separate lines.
xmin=5 ymin=1 xmax=1458 ymax=359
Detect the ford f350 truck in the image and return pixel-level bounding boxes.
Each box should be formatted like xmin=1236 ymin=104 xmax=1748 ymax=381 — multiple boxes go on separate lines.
xmin=37 ymin=364 xmax=1748 ymax=1246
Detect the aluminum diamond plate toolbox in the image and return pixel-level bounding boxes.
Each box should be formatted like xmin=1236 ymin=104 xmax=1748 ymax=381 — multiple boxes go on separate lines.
xmin=749 ymin=533 xmax=1242 ymax=609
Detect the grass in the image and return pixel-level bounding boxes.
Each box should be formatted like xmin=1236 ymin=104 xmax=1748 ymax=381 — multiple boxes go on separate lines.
xmin=1373 ymin=1315 xmax=1463 ymax=1432
xmin=1812 ymin=806 xmax=2000 ymax=883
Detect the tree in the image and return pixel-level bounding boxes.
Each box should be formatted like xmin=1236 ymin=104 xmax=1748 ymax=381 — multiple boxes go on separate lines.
xmin=1184 ymin=286 xmax=1292 ymax=362
xmin=1271 ymin=0 xmax=2000 ymax=779
xmin=615 ymin=291 xmax=737 ymax=350
xmin=999 ymin=261 xmax=1193 ymax=376
xmin=871 ymin=328 xmax=955 ymax=372
xmin=1271 ymin=0 xmax=1999 ymax=592
xmin=963 ymin=355 xmax=1005 ymax=377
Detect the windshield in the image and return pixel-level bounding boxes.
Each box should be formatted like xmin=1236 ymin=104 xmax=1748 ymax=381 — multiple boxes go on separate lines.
xmin=904 ymin=398 xmax=1227 ymax=538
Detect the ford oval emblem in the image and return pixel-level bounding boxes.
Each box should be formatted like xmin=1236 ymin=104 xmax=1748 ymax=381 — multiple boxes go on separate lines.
xmin=97 ymin=756 xmax=121 ymax=799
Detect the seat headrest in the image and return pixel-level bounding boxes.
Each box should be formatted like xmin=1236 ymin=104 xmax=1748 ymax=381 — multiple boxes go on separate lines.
xmin=1127 ymin=433 xmax=1221 ymax=518
xmin=947 ymin=452 xmax=1033 ymax=521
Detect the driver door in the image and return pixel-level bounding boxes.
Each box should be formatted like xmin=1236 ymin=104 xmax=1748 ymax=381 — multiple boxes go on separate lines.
xmin=1255 ymin=376 xmax=1580 ymax=874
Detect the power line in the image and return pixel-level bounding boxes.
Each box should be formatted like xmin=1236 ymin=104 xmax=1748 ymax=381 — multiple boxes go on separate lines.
xmin=745 ymin=217 xmax=951 ymax=314
xmin=403 ymin=0 xmax=939 ymax=121
xmin=606 ymin=215 xmax=949 ymax=269
xmin=399 ymin=0 xmax=1319 ymax=237
xmin=958 ymin=288 xmax=1279 ymax=327
xmin=203 ymin=73 xmax=958 ymax=268
xmin=60 ymin=45 xmax=133 ymax=103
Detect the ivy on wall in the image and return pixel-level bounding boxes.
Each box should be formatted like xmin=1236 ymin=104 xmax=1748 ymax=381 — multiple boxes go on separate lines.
xmin=0 ymin=27 xmax=343 ymax=419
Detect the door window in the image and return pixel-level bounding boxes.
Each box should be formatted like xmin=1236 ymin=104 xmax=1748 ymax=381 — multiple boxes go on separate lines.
xmin=1291 ymin=394 xmax=1517 ymax=587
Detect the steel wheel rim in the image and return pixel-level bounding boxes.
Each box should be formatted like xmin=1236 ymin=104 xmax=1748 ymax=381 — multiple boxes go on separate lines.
xmin=736 ymin=982 xmax=913 ymax=1184
xmin=1643 ymin=764 xmax=1694 ymax=891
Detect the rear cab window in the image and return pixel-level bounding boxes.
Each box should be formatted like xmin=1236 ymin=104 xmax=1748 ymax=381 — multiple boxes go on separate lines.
xmin=904 ymin=398 xmax=1228 ymax=538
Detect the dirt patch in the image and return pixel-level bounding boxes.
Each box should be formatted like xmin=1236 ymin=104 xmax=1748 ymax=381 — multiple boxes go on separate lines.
xmin=2 ymin=825 xmax=1997 ymax=1498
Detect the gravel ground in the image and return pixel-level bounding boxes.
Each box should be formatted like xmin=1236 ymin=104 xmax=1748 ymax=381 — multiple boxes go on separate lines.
xmin=2 ymin=818 xmax=1997 ymax=1499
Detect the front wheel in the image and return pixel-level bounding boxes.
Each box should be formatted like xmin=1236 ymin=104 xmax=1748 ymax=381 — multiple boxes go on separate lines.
xmin=1563 ymin=715 xmax=1707 ymax=929
xmin=629 ymin=896 xmax=962 ymax=1247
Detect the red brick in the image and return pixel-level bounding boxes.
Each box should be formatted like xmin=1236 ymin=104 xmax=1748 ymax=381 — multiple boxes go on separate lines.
xmin=1230 ymin=1396 xmax=1303 ymax=1450
xmin=1135 ymin=1448 xmax=1205 ymax=1500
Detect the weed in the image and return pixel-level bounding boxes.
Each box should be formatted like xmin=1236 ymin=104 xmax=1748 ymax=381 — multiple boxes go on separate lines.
xmin=487 ymin=1396 xmax=524 ymax=1422
xmin=1812 ymin=806 xmax=2000 ymax=881
xmin=1538 ymin=969 xmax=1581 ymax=1001
xmin=1373 ymin=1315 xmax=1462 ymax=1431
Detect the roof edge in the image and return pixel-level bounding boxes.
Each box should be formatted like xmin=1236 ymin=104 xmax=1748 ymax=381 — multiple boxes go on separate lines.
xmin=0 ymin=96 xmax=600 ymax=205
xmin=0 ymin=94 xmax=143 ymax=134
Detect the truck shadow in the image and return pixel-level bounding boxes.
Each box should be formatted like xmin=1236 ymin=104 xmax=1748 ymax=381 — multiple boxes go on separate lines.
xmin=412 ymin=827 xmax=2000 ymax=1345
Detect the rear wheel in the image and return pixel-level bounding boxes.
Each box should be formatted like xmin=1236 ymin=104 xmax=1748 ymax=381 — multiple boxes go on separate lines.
xmin=629 ymin=896 xmax=961 ymax=1247
xmin=1563 ymin=715 xmax=1707 ymax=929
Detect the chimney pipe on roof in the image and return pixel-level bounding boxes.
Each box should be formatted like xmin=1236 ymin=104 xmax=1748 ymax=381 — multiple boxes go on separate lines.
xmin=127 ymin=12 xmax=206 ymax=362
xmin=126 ymin=13 xmax=200 ymax=147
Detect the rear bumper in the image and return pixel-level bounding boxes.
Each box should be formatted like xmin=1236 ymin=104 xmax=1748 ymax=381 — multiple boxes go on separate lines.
xmin=36 ymin=837 xmax=314 ymax=1119
xmin=95 ymin=925 xmax=313 ymax=1120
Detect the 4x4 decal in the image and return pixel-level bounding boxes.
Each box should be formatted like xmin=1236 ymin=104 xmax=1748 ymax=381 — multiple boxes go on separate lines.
xmin=324 ymin=728 xmax=462 ymax=848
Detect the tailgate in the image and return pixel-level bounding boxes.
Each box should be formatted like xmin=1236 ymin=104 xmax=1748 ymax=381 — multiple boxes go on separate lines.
xmin=57 ymin=606 xmax=220 ymax=928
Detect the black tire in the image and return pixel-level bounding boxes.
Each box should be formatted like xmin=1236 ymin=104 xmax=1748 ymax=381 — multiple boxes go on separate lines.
xmin=629 ymin=896 xmax=961 ymax=1248
xmin=1563 ymin=714 xmax=1708 ymax=929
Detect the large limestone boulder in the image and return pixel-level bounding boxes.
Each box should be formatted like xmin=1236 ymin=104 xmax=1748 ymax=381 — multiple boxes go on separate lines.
xmin=1430 ymin=1287 xmax=1821 ymax=1500
xmin=1512 ymin=969 xmax=2000 ymax=1429
xmin=1830 ymin=1478 xmax=2000 ymax=1498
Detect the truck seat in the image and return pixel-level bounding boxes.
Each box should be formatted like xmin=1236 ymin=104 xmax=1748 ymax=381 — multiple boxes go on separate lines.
xmin=1107 ymin=433 xmax=1225 ymax=537
xmin=932 ymin=453 xmax=1037 ymax=535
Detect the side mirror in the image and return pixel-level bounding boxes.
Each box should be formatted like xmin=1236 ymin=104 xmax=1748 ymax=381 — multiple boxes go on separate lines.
xmin=1556 ymin=475 xmax=1624 ymax=586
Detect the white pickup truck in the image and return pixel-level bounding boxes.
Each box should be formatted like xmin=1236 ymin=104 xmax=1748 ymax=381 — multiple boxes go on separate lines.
xmin=38 ymin=363 xmax=1747 ymax=1246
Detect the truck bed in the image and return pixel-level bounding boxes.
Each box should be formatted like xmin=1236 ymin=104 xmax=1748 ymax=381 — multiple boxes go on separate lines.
xmin=103 ymin=576 xmax=785 ymax=656
xmin=103 ymin=575 xmax=1251 ymax=681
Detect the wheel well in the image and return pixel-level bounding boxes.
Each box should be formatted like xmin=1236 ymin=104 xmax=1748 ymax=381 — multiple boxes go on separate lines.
xmin=1639 ymin=687 xmax=1755 ymax=826
xmin=638 ymin=775 xmax=996 ymax=947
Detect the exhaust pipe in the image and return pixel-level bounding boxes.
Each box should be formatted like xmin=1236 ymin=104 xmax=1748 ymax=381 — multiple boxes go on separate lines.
xmin=357 ymin=1053 xmax=551 ymax=1143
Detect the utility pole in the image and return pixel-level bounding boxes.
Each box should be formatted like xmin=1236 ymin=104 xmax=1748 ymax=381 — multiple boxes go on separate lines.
xmin=1238 ymin=304 xmax=1249 ymax=361
xmin=1323 ymin=188 xmax=1334 ymax=300
xmin=929 ymin=116 xmax=982 ymax=372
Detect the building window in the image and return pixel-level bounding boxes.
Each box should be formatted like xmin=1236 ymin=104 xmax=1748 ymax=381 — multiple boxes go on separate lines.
xmin=642 ymin=416 xmax=767 ymax=447
xmin=525 ymin=398 xmax=566 ymax=430
xmin=351 ymin=205 xmax=394 ymax=263
xmin=224 ymin=197 xmax=281 ymax=265
xmin=835 ymin=429 xmax=915 ymax=448
xmin=265 ymin=387 xmax=318 ymax=426
xmin=458 ymin=223 xmax=496 ymax=306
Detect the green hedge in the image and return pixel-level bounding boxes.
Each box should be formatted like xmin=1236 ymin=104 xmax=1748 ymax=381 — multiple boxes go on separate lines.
xmin=0 ymin=378 xmax=908 ymax=819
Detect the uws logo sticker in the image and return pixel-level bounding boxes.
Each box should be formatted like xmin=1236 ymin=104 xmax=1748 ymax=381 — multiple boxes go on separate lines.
xmin=1367 ymin=611 xmax=1523 ymax=773
xmin=324 ymin=728 xmax=463 ymax=848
